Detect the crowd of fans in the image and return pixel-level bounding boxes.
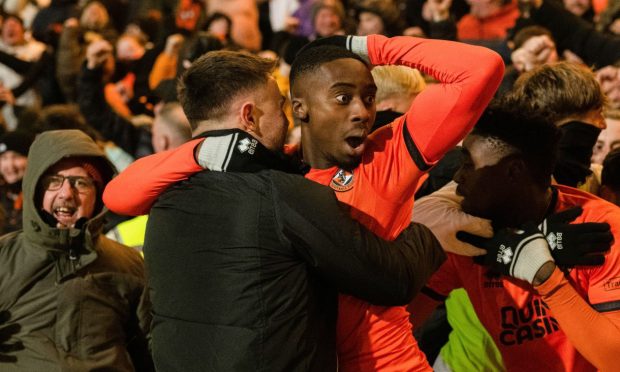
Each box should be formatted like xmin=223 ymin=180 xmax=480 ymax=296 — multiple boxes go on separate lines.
xmin=0 ymin=0 xmax=619 ymax=371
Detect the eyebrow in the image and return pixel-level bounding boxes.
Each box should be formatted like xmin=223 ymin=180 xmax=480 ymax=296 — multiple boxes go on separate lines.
xmin=328 ymin=82 xmax=378 ymax=92
xmin=328 ymin=82 xmax=357 ymax=90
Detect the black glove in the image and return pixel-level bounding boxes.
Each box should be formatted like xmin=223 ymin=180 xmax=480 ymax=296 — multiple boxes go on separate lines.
xmin=538 ymin=206 xmax=612 ymax=267
xmin=458 ymin=223 xmax=552 ymax=284
xmin=0 ymin=311 xmax=23 ymax=363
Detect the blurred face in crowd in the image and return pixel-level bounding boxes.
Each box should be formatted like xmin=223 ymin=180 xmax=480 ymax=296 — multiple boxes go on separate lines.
xmin=0 ymin=151 xmax=27 ymax=185
xmin=357 ymin=12 xmax=384 ymax=36
xmin=41 ymin=159 xmax=97 ymax=228
xmin=116 ymin=35 xmax=145 ymax=62
xmin=592 ymin=117 xmax=620 ymax=164
xmin=314 ymin=7 xmax=342 ymax=37
xmin=1 ymin=17 xmax=25 ymax=46
xmin=208 ymin=18 xmax=231 ymax=40
xmin=80 ymin=1 xmax=110 ymax=30
xmin=563 ymin=0 xmax=591 ymax=16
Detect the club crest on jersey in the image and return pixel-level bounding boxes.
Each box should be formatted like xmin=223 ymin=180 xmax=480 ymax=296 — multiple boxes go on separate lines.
xmin=330 ymin=169 xmax=354 ymax=192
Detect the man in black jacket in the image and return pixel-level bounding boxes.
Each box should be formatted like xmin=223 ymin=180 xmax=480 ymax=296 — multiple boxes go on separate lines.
xmin=105 ymin=49 xmax=446 ymax=371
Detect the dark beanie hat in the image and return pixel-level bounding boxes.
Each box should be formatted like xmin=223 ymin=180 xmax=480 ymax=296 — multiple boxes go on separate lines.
xmin=0 ymin=131 xmax=35 ymax=157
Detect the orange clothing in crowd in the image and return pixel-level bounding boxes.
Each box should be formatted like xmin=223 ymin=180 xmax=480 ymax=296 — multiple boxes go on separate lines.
xmin=457 ymin=1 xmax=520 ymax=41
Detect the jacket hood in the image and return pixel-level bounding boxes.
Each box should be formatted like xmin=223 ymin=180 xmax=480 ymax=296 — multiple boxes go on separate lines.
xmin=22 ymin=130 xmax=116 ymax=250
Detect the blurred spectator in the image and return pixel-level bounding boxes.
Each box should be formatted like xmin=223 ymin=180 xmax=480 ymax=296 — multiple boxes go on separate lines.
xmin=596 ymin=64 xmax=620 ymax=109
xmin=524 ymin=0 xmax=620 ymax=68
xmin=600 ymin=146 xmax=620 ymax=204
xmin=457 ymin=0 xmax=520 ymax=41
xmin=56 ymin=2 xmax=118 ymax=102
xmin=148 ymin=33 xmax=184 ymax=90
xmin=311 ymin=0 xmax=346 ymax=39
xmin=174 ymin=0 xmax=204 ymax=35
xmin=0 ymin=130 xmax=33 ymax=233
xmin=206 ymin=0 xmax=262 ymax=51
xmin=597 ymin=0 xmax=620 ymax=35
xmin=354 ymin=0 xmax=404 ymax=36
xmin=498 ymin=25 xmax=558 ymax=95
xmin=78 ymin=39 xmax=154 ymax=159
xmin=563 ymin=0 xmax=595 ymax=22
xmin=592 ymin=110 xmax=620 ymax=164
xmin=202 ymin=12 xmax=240 ymax=49
xmin=30 ymin=0 xmax=79 ymax=43
xmin=0 ymin=14 xmax=45 ymax=130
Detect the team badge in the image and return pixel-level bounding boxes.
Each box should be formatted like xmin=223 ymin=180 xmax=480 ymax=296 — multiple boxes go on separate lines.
xmin=330 ymin=169 xmax=354 ymax=192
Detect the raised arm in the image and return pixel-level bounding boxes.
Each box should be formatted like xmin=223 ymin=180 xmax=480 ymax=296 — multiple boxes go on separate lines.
xmin=365 ymin=34 xmax=504 ymax=165
xmin=528 ymin=0 xmax=620 ymax=68
xmin=103 ymin=138 xmax=203 ymax=215
xmin=77 ymin=40 xmax=151 ymax=157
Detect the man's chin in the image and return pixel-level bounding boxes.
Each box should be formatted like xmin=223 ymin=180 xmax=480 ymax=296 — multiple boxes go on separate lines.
xmin=336 ymin=155 xmax=362 ymax=171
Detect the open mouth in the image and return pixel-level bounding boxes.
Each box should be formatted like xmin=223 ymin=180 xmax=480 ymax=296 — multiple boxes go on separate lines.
xmin=54 ymin=206 xmax=76 ymax=220
xmin=345 ymin=136 xmax=365 ymax=149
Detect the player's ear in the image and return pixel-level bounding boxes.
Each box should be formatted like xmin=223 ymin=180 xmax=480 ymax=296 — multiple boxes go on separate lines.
xmin=292 ymin=98 xmax=309 ymax=123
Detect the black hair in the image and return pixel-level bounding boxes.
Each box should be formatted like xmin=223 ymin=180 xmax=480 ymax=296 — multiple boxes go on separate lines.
xmin=602 ymin=147 xmax=620 ymax=191
xmin=471 ymin=103 xmax=561 ymax=187
xmin=289 ymin=45 xmax=367 ymax=95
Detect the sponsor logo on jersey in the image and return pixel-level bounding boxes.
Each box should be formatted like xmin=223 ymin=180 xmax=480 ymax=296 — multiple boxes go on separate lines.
xmin=484 ymin=279 xmax=504 ymax=288
xmin=604 ymin=277 xmax=620 ymax=291
xmin=238 ymin=138 xmax=258 ymax=155
xmin=330 ymin=169 xmax=354 ymax=192
xmin=499 ymin=298 xmax=559 ymax=346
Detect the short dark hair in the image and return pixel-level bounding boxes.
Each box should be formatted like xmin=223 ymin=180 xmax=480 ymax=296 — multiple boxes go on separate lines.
xmin=289 ymin=45 xmax=367 ymax=96
xmin=471 ymin=103 xmax=561 ymax=188
xmin=508 ymin=62 xmax=606 ymax=124
xmin=511 ymin=25 xmax=554 ymax=49
xmin=177 ymin=51 xmax=276 ymax=129
xmin=602 ymin=148 xmax=620 ymax=191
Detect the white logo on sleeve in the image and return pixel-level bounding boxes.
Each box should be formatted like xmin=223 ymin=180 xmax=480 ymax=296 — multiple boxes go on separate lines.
xmin=237 ymin=138 xmax=258 ymax=154
xmin=497 ymin=244 xmax=513 ymax=265
xmin=547 ymin=232 xmax=563 ymax=250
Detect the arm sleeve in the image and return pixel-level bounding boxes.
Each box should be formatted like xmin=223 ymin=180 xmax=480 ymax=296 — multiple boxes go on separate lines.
xmin=149 ymin=52 xmax=177 ymax=90
xmin=272 ymin=174 xmax=446 ymax=306
xmin=535 ymin=267 xmax=620 ymax=371
xmin=77 ymin=65 xmax=149 ymax=157
xmin=0 ymin=49 xmax=34 ymax=73
xmin=530 ymin=0 xmax=620 ymax=68
xmin=366 ymin=34 xmax=504 ymax=165
xmin=103 ymin=138 xmax=204 ymax=216
xmin=11 ymin=49 xmax=51 ymax=99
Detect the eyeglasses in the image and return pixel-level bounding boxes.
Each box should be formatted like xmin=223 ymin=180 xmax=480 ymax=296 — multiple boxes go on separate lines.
xmin=41 ymin=175 xmax=96 ymax=193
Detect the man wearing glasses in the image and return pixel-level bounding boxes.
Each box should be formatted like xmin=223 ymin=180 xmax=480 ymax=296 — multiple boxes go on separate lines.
xmin=0 ymin=130 xmax=153 ymax=371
